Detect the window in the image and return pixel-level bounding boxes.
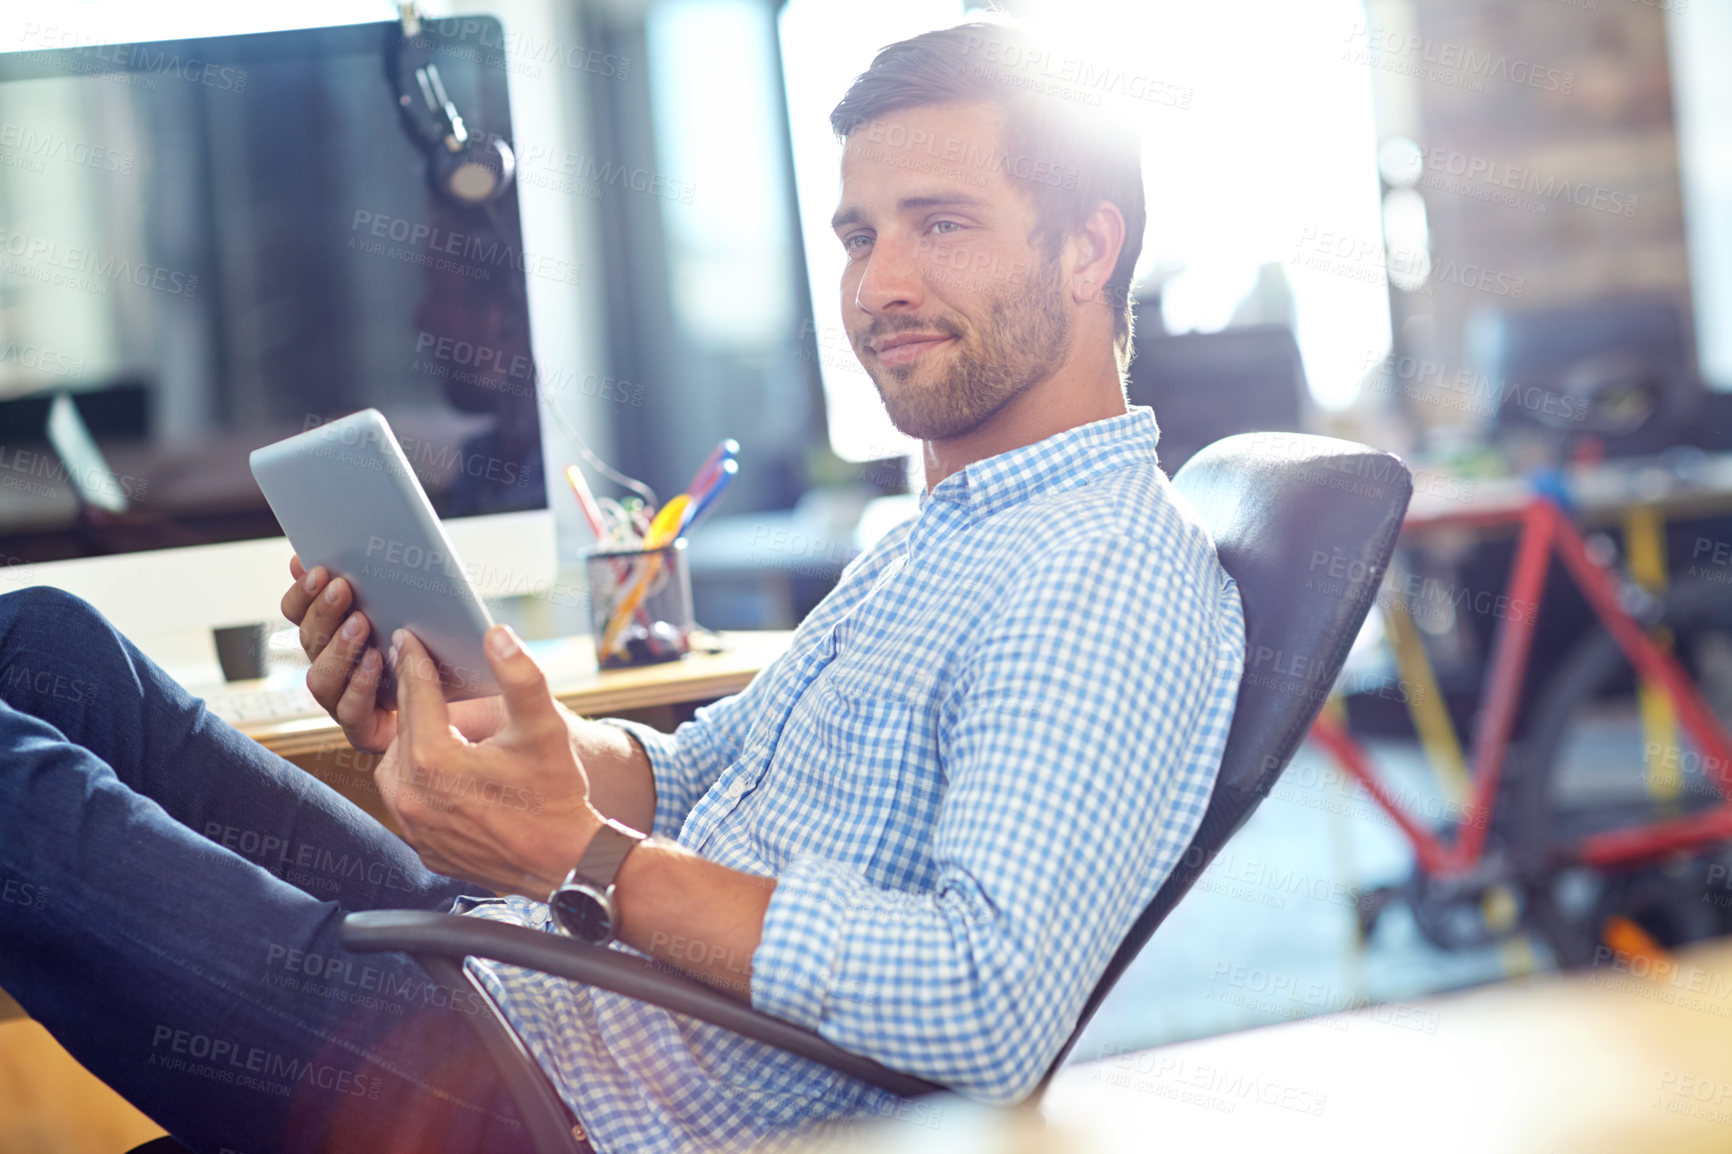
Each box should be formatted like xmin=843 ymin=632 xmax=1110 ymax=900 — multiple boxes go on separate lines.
xmin=647 ymin=0 xmax=793 ymax=352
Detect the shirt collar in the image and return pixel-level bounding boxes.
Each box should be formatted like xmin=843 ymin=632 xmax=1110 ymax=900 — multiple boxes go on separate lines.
xmin=918 ymin=406 xmax=1161 ymax=522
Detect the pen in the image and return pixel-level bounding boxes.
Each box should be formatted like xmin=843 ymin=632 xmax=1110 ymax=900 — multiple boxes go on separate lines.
xmin=563 ymin=464 xmax=608 ymax=540
xmin=682 ymin=457 xmax=737 ymax=534
xmin=619 ymin=496 xmax=651 ymax=542
xmin=643 ymin=493 xmax=691 ymax=549
xmin=686 ymin=439 xmax=739 ymax=501
xmin=598 ymin=494 xmax=692 ymax=658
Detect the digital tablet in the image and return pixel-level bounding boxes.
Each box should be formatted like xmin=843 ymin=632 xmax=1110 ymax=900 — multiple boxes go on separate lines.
xmin=249 ymin=408 xmax=501 ymax=709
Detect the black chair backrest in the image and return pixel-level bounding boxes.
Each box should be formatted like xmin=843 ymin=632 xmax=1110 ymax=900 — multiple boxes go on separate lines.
xmin=1037 ymin=431 xmax=1410 ymax=1088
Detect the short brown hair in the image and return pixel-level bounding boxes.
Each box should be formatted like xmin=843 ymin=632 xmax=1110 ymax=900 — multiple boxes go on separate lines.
xmin=830 ymin=21 xmax=1145 ymax=367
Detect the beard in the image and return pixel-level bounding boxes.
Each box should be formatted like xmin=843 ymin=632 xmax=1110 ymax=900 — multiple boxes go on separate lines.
xmin=854 ymin=256 xmax=1073 ymax=441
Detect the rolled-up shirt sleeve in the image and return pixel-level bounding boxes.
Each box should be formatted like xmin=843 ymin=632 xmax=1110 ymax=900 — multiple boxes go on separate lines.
xmin=594 ymin=674 xmax=769 ymax=840
xmin=749 ymin=532 xmax=1244 ymax=1102
xmin=592 ymin=539 xmax=904 ymax=841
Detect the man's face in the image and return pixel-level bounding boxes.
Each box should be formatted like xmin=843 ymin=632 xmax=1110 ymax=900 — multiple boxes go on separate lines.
xmin=832 ymin=101 xmax=1073 ymax=441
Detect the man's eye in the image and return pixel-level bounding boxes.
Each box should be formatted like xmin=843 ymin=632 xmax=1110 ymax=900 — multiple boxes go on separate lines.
xmin=929 ymin=220 xmax=962 ymax=236
xmin=842 ymin=234 xmax=873 ymax=253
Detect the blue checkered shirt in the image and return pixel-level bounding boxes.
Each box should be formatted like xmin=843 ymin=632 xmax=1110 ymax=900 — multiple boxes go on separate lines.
xmin=455 ymin=406 xmax=1245 ymax=1152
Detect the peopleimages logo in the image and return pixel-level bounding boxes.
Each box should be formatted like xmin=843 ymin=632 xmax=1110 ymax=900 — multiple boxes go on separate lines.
xmin=0 ymin=339 xmax=86 ymax=378
xmin=1422 ymin=147 xmax=1638 ymax=218
xmin=300 ymin=413 xmax=534 ymax=489
xmin=0 ymin=121 xmax=135 ymax=175
xmin=147 ymin=1025 xmax=382 ymax=1100
xmin=1343 ymin=24 xmax=1575 ymax=94
xmin=349 ymin=210 xmax=581 ymax=286
xmin=0 ymin=442 xmax=151 ymax=501
xmin=424 ymin=18 xmax=631 ymax=80
xmin=851 ymin=115 xmax=1080 ymax=189
xmin=0 ymin=225 xmax=198 ymax=297
xmin=517 ymin=145 xmax=694 ymax=204
xmin=16 ymin=24 xmax=249 ymax=91
xmin=1361 ymin=352 xmax=1583 ymax=421
xmin=959 ymin=32 xmax=1193 ymax=109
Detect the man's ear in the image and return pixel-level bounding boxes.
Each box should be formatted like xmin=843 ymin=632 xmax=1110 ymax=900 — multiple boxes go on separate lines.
xmin=1070 ymin=200 xmax=1126 ymax=305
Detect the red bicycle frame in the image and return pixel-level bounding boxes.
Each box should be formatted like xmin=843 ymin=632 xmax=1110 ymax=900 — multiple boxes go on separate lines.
xmin=1309 ymin=496 xmax=1732 ymax=878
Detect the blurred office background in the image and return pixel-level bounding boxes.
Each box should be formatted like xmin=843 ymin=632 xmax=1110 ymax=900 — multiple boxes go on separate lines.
xmin=3 ymin=0 xmax=1732 ymax=1104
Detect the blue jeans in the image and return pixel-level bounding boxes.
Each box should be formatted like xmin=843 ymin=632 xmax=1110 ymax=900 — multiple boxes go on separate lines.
xmin=0 ymin=587 xmax=543 ymax=1154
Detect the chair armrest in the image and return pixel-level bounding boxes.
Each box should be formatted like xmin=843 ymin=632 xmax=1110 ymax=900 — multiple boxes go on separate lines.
xmin=340 ymin=911 xmax=944 ymax=1100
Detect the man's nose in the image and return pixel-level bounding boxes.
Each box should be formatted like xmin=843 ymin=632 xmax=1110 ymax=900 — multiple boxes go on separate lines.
xmin=854 ymin=233 xmax=925 ymax=314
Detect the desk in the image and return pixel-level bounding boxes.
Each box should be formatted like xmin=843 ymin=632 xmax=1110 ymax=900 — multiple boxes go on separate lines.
xmin=244 ymin=630 xmax=793 ymax=760
xmin=1404 ymin=449 xmax=1732 ymax=534
xmin=827 ymin=938 xmax=1732 ymax=1153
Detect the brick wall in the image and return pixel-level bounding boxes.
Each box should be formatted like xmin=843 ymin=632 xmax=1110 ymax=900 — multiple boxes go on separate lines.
xmin=1370 ymin=0 xmax=1691 ymax=409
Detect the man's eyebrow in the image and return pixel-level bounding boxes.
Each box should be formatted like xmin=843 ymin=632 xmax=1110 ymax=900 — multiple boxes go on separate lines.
xmin=831 ymin=193 xmax=991 ymax=234
xmin=898 ymin=193 xmax=990 ymax=213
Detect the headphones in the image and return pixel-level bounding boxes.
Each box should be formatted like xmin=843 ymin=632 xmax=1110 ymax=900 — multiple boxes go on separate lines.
xmin=388 ymin=3 xmax=516 ymax=207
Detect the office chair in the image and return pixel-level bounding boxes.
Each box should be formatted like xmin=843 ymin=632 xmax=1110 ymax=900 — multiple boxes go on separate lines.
xmin=129 ymin=431 xmax=1410 ymax=1154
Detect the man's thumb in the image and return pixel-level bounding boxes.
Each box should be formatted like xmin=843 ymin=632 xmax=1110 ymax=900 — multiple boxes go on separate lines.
xmin=486 ymin=626 xmax=560 ymax=732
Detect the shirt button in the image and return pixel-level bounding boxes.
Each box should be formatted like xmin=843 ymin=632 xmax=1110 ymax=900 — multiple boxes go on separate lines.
xmin=725 ymin=779 xmax=745 ymax=801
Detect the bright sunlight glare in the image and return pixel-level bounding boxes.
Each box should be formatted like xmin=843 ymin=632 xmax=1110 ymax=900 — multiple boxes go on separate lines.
xmin=781 ymin=0 xmax=1392 ymax=461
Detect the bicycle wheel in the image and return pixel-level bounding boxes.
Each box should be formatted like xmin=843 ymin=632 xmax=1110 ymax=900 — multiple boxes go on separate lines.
xmin=1505 ymin=575 xmax=1732 ymax=967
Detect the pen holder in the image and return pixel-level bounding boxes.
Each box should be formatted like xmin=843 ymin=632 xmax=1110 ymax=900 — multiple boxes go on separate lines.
xmin=585 ymin=539 xmax=694 ymax=669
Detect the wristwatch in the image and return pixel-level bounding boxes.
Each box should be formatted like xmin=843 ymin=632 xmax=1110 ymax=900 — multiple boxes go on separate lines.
xmin=548 ymin=818 xmax=647 ymax=944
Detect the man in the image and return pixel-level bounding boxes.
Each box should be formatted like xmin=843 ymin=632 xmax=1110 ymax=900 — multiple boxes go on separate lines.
xmin=0 ymin=20 xmax=1243 ymax=1154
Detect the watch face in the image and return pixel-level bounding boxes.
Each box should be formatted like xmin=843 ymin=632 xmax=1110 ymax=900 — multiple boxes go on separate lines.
xmin=551 ymin=885 xmax=614 ymax=944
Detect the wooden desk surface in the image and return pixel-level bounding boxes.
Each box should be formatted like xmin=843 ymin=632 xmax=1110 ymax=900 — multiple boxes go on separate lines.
xmin=241 ymin=630 xmax=793 ymax=759
xmin=828 ymin=938 xmax=1732 ymax=1153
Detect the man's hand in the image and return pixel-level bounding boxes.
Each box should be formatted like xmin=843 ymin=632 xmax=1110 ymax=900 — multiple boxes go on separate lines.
xmin=379 ymin=624 xmax=602 ymax=897
xmin=376 ymin=624 xmax=771 ymax=999
xmin=281 ymin=554 xmax=506 ymax=752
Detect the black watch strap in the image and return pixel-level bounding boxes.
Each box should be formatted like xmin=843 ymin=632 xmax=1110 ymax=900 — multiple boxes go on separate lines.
xmin=574 ymin=818 xmax=646 ymax=889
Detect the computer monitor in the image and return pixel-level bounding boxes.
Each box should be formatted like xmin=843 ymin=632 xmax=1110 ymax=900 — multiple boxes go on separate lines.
xmin=1126 ymin=325 xmax=1310 ymax=477
xmin=0 ymin=17 xmax=556 ymax=677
